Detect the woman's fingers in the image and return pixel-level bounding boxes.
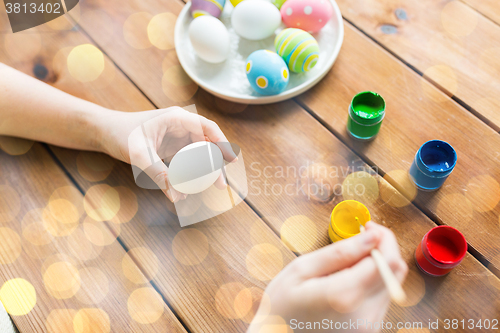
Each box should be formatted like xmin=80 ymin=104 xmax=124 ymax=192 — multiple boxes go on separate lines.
xmin=214 ymin=172 xmax=227 ymax=189
xmin=365 ymin=222 xmax=408 ymax=282
xmin=299 ymin=256 xmax=386 ymax=312
xmin=287 ymin=229 xmax=380 ymax=280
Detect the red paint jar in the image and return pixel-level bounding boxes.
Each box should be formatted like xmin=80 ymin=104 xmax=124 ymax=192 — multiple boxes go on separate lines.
xmin=415 ymin=226 xmax=467 ymax=276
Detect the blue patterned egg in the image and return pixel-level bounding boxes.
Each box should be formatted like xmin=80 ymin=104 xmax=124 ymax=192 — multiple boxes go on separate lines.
xmin=190 ymin=0 xmax=226 ymax=18
xmin=246 ymin=50 xmax=289 ymax=95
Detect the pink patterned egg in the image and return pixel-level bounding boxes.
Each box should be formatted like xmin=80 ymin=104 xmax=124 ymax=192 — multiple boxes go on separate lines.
xmin=280 ymin=0 xmax=333 ymax=33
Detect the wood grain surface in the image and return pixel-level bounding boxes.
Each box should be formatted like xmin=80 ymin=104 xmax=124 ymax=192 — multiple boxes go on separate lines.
xmin=0 ymin=144 xmax=187 ymax=333
xmin=462 ymin=0 xmax=500 ymax=27
xmin=1 ymin=6 xmax=299 ymax=333
xmin=297 ymin=22 xmax=500 ymax=276
xmin=47 ymin=0 xmax=500 ymax=330
xmin=336 ymin=0 xmax=500 ymax=130
xmin=0 ymin=0 xmax=499 ymax=331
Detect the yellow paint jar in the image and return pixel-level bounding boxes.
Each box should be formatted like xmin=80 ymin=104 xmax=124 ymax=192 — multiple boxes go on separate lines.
xmin=329 ymin=200 xmax=371 ymax=242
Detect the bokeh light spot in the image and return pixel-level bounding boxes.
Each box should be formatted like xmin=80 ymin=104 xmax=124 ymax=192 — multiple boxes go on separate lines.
xmin=109 ymin=186 xmax=138 ymax=224
xmin=381 ymin=170 xmax=417 ymax=207
xmin=123 ymin=12 xmax=153 ymax=49
xmin=281 ymin=215 xmax=317 ymax=253
xmin=47 ymin=198 xmax=80 ymax=225
xmin=122 ymin=247 xmax=159 ymax=284
xmin=172 ymin=228 xmax=209 ymax=266
xmin=128 ymin=288 xmax=164 ymax=324
xmin=201 ymin=185 xmax=235 ymax=212
xmin=246 ymin=243 xmax=283 ymax=281
xmin=147 ymin=12 xmax=176 ymax=50
xmin=300 ymin=162 xmax=338 ymax=202
xmin=66 ymin=228 xmax=103 ymax=261
xmin=441 ymin=1 xmax=478 ymax=37
xmin=241 ymin=287 xmax=271 ymax=324
xmin=0 ymin=279 xmax=36 ymax=316
xmin=73 ymin=308 xmax=110 ymax=333
xmin=342 ymin=171 xmax=379 ymax=205
xmin=67 ymin=44 xmax=105 ymax=82
xmin=46 ymin=309 xmax=77 ymax=333
xmin=83 ymin=217 xmax=119 ymax=247
xmin=398 ymin=267 xmax=425 ymax=307
xmin=215 ymin=283 xmax=252 ymax=319
xmin=0 ymin=137 xmax=34 ymax=156
xmin=84 ymin=185 xmax=121 ymax=221
xmin=162 ymin=65 xmax=198 ymax=102
xmin=465 ymin=175 xmax=500 ymax=212
xmin=0 ymin=227 xmax=22 ymax=264
xmin=0 ymin=185 xmax=21 ymax=223
xmin=42 ymin=207 xmax=78 ymax=237
xmin=43 ymin=261 xmax=80 ymax=299
xmin=76 ymin=152 xmax=115 ymax=182
xmin=22 ymin=215 xmax=54 ymax=246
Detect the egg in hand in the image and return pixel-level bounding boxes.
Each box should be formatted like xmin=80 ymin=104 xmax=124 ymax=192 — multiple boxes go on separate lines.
xmin=246 ymin=50 xmax=289 ymax=95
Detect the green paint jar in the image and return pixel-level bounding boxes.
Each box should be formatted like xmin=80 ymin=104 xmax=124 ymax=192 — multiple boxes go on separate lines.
xmin=346 ymin=91 xmax=386 ymax=140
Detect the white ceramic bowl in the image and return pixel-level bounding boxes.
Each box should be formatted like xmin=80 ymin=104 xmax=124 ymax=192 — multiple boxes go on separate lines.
xmin=174 ymin=0 xmax=344 ymax=104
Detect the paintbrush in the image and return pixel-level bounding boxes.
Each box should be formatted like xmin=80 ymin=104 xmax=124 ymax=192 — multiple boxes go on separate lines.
xmin=359 ymin=223 xmax=407 ymax=304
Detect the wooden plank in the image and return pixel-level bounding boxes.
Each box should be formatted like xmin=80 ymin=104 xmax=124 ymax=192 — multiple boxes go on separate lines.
xmin=0 ymin=144 xmax=187 ymax=333
xmin=335 ymin=0 xmax=500 ymax=130
xmin=0 ymin=5 xmax=298 ymax=332
xmin=297 ymin=22 xmax=500 ymax=275
xmin=0 ymin=9 xmax=188 ymax=333
xmin=52 ymin=0 xmax=500 ymax=329
xmin=462 ymin=0 xmax=500 ymax=28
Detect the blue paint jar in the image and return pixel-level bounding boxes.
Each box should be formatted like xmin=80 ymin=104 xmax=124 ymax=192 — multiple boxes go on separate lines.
xmin=409 ymin=140 xmax=457 ymax=191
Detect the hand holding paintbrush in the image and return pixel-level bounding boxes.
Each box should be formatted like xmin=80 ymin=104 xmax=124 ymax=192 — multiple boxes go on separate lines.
xmin=359 ymin=222 xmax=407 ymax=304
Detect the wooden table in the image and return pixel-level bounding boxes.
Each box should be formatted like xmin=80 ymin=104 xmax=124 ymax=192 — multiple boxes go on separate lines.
xmin=1 ymin=0 xmax=500 ymax=332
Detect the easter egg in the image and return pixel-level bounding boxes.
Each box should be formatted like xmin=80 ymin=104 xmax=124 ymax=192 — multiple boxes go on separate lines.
xmin=271 ymin=0 xmax=288 ymax=9
xmin=190 ymin=0 xmax=226 ymax=18
xmin=169 ymin=141 xmax=224 ymax=194
xmin=246 ymin=50 xmax=289 ymax=95
xmin=189 ymin=16 xmax=230 ymax=63
xmin=231 ymin=0 xmax=281 ymax=40
xmin=229 ymin=0 xmax=244 ymax=7
xmin=280 ymin=0 xmax=332 ymax=33
xmin=275 ymin=28 xmax=319 ymax=73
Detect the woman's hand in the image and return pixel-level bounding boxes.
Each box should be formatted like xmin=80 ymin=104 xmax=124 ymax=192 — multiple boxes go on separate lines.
xmin=98 ymin=107 xmax=235 ymax=202
xmin=248 ymin=222 xmax=408 ymax=333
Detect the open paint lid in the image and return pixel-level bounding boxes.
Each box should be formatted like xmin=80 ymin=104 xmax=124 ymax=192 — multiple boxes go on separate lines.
xmin=349 ymin=91 xmax=386 ymax=125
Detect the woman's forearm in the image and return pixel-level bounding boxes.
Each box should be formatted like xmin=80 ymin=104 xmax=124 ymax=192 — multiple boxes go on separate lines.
xmin=0 ymin=63 xmax=111 ymax=152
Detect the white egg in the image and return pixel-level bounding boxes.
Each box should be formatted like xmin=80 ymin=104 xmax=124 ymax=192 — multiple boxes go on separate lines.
xmin=168 ymin=141 xmax=224 ymax=194
xmin=231 ymin=0 xmax=282 ymax=40
xmin=189 ymin=16 xmax=230 ymax=63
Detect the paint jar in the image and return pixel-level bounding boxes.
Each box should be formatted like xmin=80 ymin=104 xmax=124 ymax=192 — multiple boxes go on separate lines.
xmin=409 ymin=140 xmax=457 ymax=191
xmin=346 ymin=91 xmax=386 ymax=140
xmin=415 ymin=226 xmax=467 ymax=276
xmin=329 ymin=200 xmax=371 ymax=242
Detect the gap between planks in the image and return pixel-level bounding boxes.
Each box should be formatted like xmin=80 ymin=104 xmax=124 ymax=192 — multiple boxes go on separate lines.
xmin=341 ymin=17 xmax=500 ymax=133
xmin=60 ymin=0 xmax=500 ymax=279
xmin=42 ymin=144 xmax=193 ymax=333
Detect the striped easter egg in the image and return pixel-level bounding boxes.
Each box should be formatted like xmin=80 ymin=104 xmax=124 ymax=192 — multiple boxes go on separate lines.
xmin=190 ymin=0 xmax=226 ymax=18
xmin=274 ymin=28 xmax=319 ymax=73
